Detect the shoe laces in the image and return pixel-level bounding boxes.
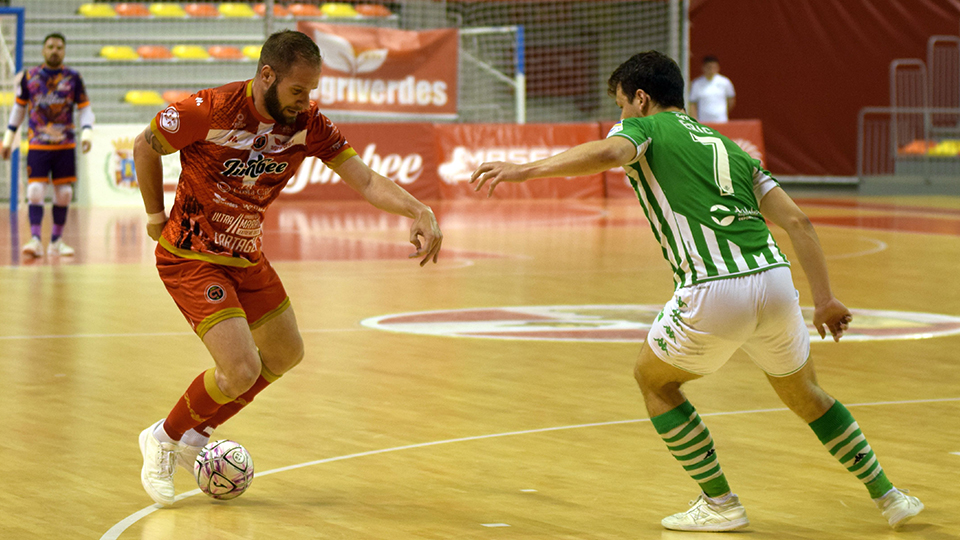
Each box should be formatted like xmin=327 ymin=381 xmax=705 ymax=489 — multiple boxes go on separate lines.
xmin=156 ymin=444 xmax=177 ymax=478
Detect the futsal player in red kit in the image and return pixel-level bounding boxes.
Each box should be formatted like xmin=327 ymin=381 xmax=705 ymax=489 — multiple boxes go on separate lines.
xmin=133 ymin=30 xmax=442 ymax=505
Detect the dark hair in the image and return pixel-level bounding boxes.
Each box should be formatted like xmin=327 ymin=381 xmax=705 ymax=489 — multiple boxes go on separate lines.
xmin=43 ymin=33 xmax=66 ymax=46
xmin=257 ymin=30 xmax=322 ymax=79
xmin=607 ymin=51 xmax=685 ymax=109
xmin=702 ymin=55 xmax=719 ymax=64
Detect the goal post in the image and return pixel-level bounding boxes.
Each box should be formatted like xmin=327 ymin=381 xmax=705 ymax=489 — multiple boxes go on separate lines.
xmin=0 ymin=6 xmax=24 ymax=213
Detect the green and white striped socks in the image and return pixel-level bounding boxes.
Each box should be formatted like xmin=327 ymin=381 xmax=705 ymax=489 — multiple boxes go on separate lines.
xmin=809 ymin=401 xmax=894 ymax=498
xmin=652 ymin=400 xmax=731 ymax=497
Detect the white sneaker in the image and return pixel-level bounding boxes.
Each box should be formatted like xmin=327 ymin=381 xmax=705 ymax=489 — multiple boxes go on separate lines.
xmin=177 ymin=441 xmax=204 ymax=476
xmin=661 ymin=493 xmax=749 ymax=531
xmin=47 ymin=239 xmax=75 ymax=256
xmin=138 ymin=420 xmax=178 ymax=506
xmin=876 ymin=487 xmax=924 ymax=529
xmin=21 ymin=236 xmax=43 ymax=258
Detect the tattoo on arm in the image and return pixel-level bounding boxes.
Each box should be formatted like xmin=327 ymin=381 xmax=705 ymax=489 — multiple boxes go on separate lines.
xmin=144 ymin=129 xmax=173 ymax=155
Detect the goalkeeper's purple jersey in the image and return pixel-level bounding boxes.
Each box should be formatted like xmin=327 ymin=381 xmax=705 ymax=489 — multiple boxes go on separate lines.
xmin=14 ymin=65 xmax=90 ymax=149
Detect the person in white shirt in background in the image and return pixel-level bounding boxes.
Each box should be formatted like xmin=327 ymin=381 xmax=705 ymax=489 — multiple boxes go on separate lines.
xmin=688 ymin=55 xmax=735 ymax=123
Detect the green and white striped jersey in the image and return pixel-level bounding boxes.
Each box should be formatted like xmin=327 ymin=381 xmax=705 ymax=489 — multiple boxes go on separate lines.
xmin=607 ymin=111 xmax=789 ymax=288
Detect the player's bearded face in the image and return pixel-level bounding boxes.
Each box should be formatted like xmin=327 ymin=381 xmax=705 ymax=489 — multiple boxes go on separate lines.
xmin=264 ymin=80 xmax=292 ymax=125
xmin=43 ymin=39 xmax=65 ymax=69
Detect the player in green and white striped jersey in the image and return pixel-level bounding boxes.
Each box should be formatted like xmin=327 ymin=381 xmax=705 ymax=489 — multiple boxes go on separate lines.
xmin=470 ymin=51 xmax=922 ymax=532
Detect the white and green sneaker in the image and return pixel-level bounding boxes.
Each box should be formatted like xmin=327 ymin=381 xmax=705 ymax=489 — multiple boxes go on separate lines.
xmin=661 ymin=493 xmax=749 ymax=531
xmin=876 ymin=488 xmax=923 ymax=529
xmin=138 ymin=420 xmax=178 ymax=506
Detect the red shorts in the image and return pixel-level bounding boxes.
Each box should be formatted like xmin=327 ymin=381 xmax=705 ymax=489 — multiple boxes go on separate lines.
xmin=155 ymin=245 xmax=290 ymax=338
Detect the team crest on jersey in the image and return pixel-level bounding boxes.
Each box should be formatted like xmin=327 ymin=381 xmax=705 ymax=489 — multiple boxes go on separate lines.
xmin=159 ymin=106 xmax=180 ymax=133
xmin=205 ymin=284 xmax=226 ymax=304
xmin=232 ymin=112 xmax=246 ymax=130
xmin=253 ymin=134 xmax=267 ymax=151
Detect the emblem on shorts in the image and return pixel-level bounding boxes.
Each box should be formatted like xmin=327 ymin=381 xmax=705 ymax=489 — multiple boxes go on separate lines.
xmin=205 ymin=284 xmax=226 ymax=304
xmin=160 ymin=106 xmax=180 ymax=133
xmin=253 ymin=134 xmax=267 ymax=151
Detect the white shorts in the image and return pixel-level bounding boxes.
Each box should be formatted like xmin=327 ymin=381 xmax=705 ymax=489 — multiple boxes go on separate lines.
xmin=646 ymin=266 xmax=810 ymax=376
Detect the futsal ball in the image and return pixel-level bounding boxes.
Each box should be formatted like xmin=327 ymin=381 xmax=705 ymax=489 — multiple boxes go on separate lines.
xmin=194 ymin=440 xmax=255 ymax=500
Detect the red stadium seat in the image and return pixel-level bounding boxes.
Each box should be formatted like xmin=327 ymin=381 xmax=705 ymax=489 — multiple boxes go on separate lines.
xmin=115 ymin=3 xmax=150 ymax=17
xmin=355 ymin=4 xmax=392 ymax=17
xmin=253 ymin=3 xmax=291 ymax=17
xmin=137 ymin=45 xmax=173 ymax=60
xmin=288 ymin=3 xmax=322 ymax=17
xmin=184 ymin=3 xmax=220 ymax=18
xmin=207 ymin=45 xmax=245 ymax=60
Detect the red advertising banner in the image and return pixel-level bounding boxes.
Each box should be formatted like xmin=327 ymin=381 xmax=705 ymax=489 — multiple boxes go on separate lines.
xmin=435 ymin=124 xmax=605 ymax=199
xmin=299 ymin=22 xmax=458 ymax=118
xmin=602 ymin=119 xmax=767 ymax=199
xmin=281 ymin=123 xmax=440 ymax=201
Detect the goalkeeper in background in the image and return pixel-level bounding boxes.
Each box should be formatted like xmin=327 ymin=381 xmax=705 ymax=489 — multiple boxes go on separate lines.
xmin=1 ymin=32 xmax=94 ymax=258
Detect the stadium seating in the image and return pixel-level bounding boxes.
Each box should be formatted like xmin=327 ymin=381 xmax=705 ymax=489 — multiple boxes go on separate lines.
xmin=242 ymin=45 xmax=262 ymax=61
xmin=288 ymin=3 xmax=322 ymax=17
xmin=149 ymin=3 xmax=187 ymax=17
xmin=78 ymin=3 xmax=117 ymax=17
xmin=218 ymin=3 xmax=256 ymax=18
xmin=172 ymin=45 xmax=211 ymax=60
xmin=208 ymin=45 xmax=246 ymax=60
xmin=184 ymin=3 xmax=220 ymax=17
xmin=124 ymin=90 xmax=166 ymax=106
xmin=114 ymin=3 xmax=150 ymax=17
xmin=320 ymin=3 xmax=359 ymax=17
xmin=100 ymin=46 xmax=140 ymax=61
xmin=355 ymin=4 xmax=392 ymax=17
xmin=136 ymin=45 xmax=174 ymax=60
xmin=253 ymin=3 xmax=291 ymax=18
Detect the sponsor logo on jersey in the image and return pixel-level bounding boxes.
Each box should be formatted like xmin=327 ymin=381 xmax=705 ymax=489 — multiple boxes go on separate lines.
xmin=204 ymin=284 xmax=226 ymax=303
xmin=252 ymin=134 xmax=267 ymax=151
xmin=221 ymin=155 xmax=289 ymax=178
xmin=159 ymin=106 xmax=180 ymax=133
xmin=213 ymin=232 xmax=258 ymax=253
xmin=361 ymin=305 xmax=960 ymax=343
xmin=211 ymin=211 xmax=262 ymax=238
xmin=710 ymin=204 xmax=762 ymax=226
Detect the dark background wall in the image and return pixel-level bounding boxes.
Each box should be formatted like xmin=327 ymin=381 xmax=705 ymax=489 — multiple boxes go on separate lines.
xmin=689 ymin=0 xmax=960 ymax=175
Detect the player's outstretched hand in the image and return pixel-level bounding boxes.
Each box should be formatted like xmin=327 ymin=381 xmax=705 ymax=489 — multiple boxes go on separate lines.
xmin=813 ymin=297 xmax=852 ymax=342
xmin=470 ymin=161 xmax=527 ymax=197
xmin=146 ymin=221 xmax=166 ymax=241
xmin=0 ymin=145 xmax=11 ymax=160
xmin=409 ymin=207 xmax=442 ymax=266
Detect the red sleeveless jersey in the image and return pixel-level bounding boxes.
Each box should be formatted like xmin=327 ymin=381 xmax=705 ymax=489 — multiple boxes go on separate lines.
xmin=150 ymin=79 xmax=356 ymax=266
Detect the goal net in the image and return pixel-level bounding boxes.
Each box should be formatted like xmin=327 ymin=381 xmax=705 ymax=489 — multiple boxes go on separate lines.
xmin=0 ymin=7 xmax=23 ymax=210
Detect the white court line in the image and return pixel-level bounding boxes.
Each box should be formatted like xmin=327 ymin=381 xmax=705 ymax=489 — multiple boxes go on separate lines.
xmin=826 ymin=237 xmax=888 ymax=260
xmin=99 ymin=396 xmax=960 ymax=540
xmin=0 ymin=328 xmax=365 ymax=341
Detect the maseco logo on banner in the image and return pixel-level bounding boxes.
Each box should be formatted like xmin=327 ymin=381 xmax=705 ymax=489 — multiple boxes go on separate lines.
xmin=284 ymin=143 xmax=424 ymax=193
xmin=310 ymin=31 xmax=448 ymax=108
xmin=438 ymin=146 xmax=571 ymax=184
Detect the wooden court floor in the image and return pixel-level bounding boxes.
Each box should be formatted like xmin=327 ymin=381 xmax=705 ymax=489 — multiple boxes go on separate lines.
xmin=0 ymin=193 xmax=958 ymax=540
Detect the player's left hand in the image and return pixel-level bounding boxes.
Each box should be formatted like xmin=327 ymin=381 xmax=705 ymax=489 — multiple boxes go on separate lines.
xmin=470 ymin=161 xmax=527 ymax=197
xmin=409 ymin=207 xmax=442 ymax=266
xmin=81 ymin=140 xmax=92 ymax=154
xmin=146 ymin=220 xmax=166 ymax=241
xmin=813 ymin=297 xmax=852 ymax=342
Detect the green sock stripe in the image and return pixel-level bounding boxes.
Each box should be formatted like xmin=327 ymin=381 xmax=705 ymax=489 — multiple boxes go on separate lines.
xmin=682 ymin=452 xmax=719 ymax=472
xmin=827 ymin=428 xmax=862 ymax=455
xmin=662 ymin=416 xmax=703 ymax=444
xmin=692 ymin=464 xmax=723 ymax=481
xmin=651 ymin=400 xmax=697 ymax=434
xmin=809 ymin=400 xmax=855 ymax=444
xmin=837 ymin=439 xmax=869 ymax=464
xmin=668 ymin=429 xmax=710 ymax=454
xmin=700 ymin=474 xmax=731 ymax=498
xmin=865 ymin=472 xmax=894 ymax=499
xmin=856 ymin=460 xmax=881 ymax=480
xmin=846 ymin=448 xmax=876 ymax=473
